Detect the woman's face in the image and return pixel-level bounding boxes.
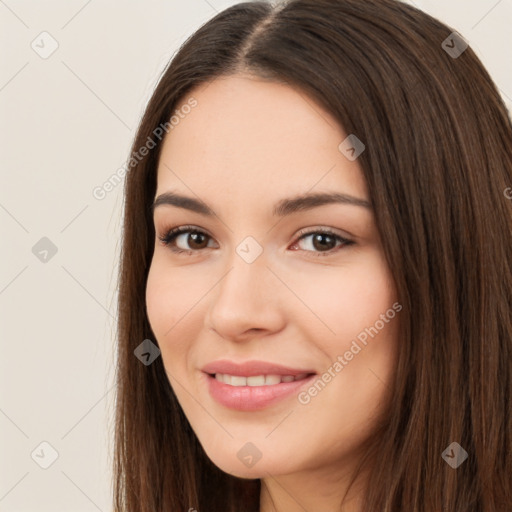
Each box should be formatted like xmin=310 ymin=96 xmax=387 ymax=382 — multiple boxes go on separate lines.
xmin=146 ymin=74 xmax=400 ymax=481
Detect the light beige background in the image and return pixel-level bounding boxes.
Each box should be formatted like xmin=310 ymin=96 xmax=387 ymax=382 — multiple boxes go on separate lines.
xmin=1 ymin=0 xmax=510 ymax=510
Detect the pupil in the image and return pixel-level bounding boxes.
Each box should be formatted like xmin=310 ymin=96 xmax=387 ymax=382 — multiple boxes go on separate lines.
xmin=189 ymin=232 xmax=207 ymax=249
xmin=313 ymin=233 xmax=334 ymax=251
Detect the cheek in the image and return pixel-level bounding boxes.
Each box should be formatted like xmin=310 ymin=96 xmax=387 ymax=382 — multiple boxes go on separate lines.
xmin=328 ymin=256 xmax=399 ymax=385
xmin=288 ymin=251 xmax=399 ymax=407
xmin=146 ymin=253 xmax=202 ymax=326
xmin=146 ymin=260 xmax=172 ymax=337
xmin=145 ymin=257 xmax=203 ymax=364
xmin=278 ymin=250 xmax=397 ymax=342
xmin=311 ymin=261 xmax=399 ymax=431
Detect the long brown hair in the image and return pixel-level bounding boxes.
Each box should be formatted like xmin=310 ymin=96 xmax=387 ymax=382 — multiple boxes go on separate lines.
xmin=112 ymin=1 xmax=512 ymax=510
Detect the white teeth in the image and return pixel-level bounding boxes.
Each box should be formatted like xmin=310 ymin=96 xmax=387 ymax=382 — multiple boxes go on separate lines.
xmin=230 ymin=375 xmax=247 ymax=386
xmin=265 ymin=374 xmax=281 ymax=385
xmin=247 ymin=375 xmax=265 ymax=386
xmin=214 ymin=373 xmax=309 ymax=386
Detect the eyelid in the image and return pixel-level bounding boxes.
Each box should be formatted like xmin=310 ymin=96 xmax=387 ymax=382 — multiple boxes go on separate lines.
xmin=294 ymin=225 xmax=354 ymax=240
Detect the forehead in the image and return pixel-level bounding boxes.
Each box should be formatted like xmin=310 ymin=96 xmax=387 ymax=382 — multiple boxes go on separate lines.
xmin=155 ymin=74 xmax=367 ymax=208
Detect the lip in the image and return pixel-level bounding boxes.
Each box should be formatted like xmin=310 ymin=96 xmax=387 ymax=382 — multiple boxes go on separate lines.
xmin=201 ymin=359 xmax=316 ymax=377
xmin=201 ymin=359 xmax=317 ymax=411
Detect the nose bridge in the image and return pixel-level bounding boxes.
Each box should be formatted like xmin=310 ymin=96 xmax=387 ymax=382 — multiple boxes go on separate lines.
xmin=205 ymin=238 xmax=283 ymax=337
xmin=217 ymin=240 xmax=272 ymax=307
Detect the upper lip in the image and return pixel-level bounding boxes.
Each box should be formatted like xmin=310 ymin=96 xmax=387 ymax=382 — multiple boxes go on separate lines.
xmin=202 ymin=359 xmax=316 ymax=377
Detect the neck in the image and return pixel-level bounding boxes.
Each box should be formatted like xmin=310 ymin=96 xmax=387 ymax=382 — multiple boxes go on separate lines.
xmin=259 ymin=460 xmax=367 ymax=512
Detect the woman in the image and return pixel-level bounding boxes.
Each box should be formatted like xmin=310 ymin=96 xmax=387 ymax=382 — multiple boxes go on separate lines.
xmin=113 ymin=0 xmax=512 ymax=510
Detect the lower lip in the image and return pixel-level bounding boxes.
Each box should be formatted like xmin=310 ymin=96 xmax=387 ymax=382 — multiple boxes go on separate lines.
xmin=204 ymin=373 xmax=316 ymax=411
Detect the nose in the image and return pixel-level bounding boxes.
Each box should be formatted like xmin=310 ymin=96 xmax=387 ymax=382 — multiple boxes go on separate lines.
xmin=205 ymin=250 xmax=285 ymax=342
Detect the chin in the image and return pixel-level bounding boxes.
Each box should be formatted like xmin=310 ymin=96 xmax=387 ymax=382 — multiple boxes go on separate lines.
xmin=216 ymin=463 xmax=265 ymax=479
xmin=201 ymin=442 xmax=293 ymax=480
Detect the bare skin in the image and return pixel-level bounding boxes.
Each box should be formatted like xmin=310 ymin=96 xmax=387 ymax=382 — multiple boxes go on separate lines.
xmin=146 ymin=74 xmax=400 ymax=512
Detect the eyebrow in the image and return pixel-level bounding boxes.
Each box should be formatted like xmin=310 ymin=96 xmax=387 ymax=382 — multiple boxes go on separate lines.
xmin=151 ymin=191 xmax=372 ymax=217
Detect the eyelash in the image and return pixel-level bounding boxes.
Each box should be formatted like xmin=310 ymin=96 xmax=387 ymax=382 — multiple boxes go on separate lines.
xmin=157 ymin=224 xmax=354 ymax=257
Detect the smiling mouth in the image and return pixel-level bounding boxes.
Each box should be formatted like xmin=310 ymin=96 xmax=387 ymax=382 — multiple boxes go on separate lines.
xmin=208 ymin=373 xmax=314 ymax=386
xmin=204 ymin=371 xmax=317 ymax=411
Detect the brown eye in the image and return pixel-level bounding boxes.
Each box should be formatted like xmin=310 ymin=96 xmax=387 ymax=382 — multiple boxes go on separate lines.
xmin=291 ymin=229 xmax=354 ymax=257
xmin=158 ymin=226 xmax=215 ymax=254
xmin=158 ymin=225 xmax=354 ymax=257
xmin=182 ymin=232 xmax=209 ymax=250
